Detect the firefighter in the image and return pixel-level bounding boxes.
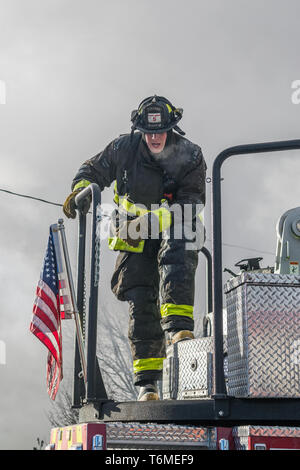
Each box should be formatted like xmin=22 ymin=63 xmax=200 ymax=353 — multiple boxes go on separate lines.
xmin=63 ymin=95 xmax=206 ymax=401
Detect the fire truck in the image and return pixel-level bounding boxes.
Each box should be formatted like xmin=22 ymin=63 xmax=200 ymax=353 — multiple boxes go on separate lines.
xmin=46 ymin=139 xmax=300 ymax=451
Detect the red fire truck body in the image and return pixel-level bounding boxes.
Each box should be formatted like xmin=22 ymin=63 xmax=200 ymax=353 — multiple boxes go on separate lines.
xmin=47 ymin=423 xmax=300 ymax=451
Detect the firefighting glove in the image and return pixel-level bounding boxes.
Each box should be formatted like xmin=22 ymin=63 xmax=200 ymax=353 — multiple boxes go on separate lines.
xmin=63 ymin=189 xmax=91 ymax=219
xmin=117 ymin=215 xmax=149 ymax=248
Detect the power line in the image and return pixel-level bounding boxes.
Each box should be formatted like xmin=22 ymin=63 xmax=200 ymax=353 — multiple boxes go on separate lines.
xmin=0 ymin=187 xmax=275 ymax=256
xmin=0 ymin=187 xmax=63 ymax=207
xmin=222 ymin=242 xmax=275 ymax=256
xmin=205 ymin=238 xmax=275 ymax=256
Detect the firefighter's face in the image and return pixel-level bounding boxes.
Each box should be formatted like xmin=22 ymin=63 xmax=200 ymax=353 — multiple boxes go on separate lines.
xmin=144 ymin=132 xmax=167 ymax=154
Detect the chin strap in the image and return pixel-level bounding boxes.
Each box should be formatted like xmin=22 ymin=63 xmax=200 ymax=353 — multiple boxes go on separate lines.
xmin=173 ymin=125 xmax=185 ymax=136
xmin=130 ymin=126 xmax=136 ymax=142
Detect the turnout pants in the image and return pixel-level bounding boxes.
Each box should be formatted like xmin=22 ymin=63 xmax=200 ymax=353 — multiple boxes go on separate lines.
xmin=111 ymin=237 xmax=199 ymax=386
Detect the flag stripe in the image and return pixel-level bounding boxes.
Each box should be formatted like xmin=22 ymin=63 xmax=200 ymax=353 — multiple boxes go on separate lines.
xmin=35 ymin=286 xmax=59 ymax=324
xmin=30 ymin=324 xmax=60 ymax=365
xmin=47 ymin=353 xmax=57 ymax=390
xmin=58 ymin=277 xmax=67 ymax=288
xmin=33 ymin=297 xmax=59 ymax=331
xmin=50 ymin=370 xmax=60 ymax=398
xmin=30 ymin=317 xmax=60 ymax=362
xmin=37 ymin=279 xmax=57 ymax=307
xmin=30 ymin=320 xmax=60 ymax=361
xmin=31 ymin=305 xmax=60 ymax=349
xmin=47 ymin=352 xmax=61 ymax=400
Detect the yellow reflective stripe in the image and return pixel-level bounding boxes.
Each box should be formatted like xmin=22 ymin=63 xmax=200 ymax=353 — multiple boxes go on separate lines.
xmin=73 ymin=179 xmax=91 ymax=191
xmin=160 ymin=304 xmax=194 ymax=319
xmin=152 ymin=207 xmax=172 ymax=232
xmin=119 ymin=197 xmax=149 ymax=217
xmin=165 ymin=103 xmax=172 ymax=113
xmin=108 ymin=236 xmax=145 ymax=253
xmin=113 ymin=181 xmax=119 ymax=204
xmin=198 ymin=211 xmax=204 ymax=223
xmin=133 ymin=358 xmax=165 ymax=374
xmin=117 ymin=197 xmax=171 ymax=232
xmin=114 ymin=185 xmax=172 ymax=232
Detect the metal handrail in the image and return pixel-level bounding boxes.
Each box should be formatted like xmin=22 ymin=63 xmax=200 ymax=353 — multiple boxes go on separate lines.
xmin=212 ymin=139 xmax=300 ymax=397
xmin=73 ymin=183 xmax=108 ymax=404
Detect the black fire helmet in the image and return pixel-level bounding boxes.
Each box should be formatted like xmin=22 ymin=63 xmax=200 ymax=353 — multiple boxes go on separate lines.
xmin=130 ymin=95 xmax=185 ymax=136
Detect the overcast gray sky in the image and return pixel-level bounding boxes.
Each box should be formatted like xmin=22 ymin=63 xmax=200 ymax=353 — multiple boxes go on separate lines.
xmin=1 ymin=0 xmax=300 ymax=449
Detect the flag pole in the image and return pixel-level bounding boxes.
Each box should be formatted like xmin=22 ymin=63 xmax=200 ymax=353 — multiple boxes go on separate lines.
xmin=55 ymin=219 xmax=87 ymax=383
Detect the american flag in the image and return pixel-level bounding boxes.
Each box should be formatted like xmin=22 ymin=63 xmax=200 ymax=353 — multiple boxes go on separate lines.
xmin=30 ymin=227 xmax=63 ymax=400
xmin=59 ymin=276 xmax=73 ymax=320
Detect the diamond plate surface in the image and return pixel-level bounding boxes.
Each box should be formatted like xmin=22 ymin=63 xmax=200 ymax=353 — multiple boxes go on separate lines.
xmin=226 ymin=273 xmax=300 ymax=397
xmin=106 ymin=422 xmax=216 ymax=448
xmin=163 ymin=337 xmax=227 ymax=399
xmin=225 ymin=272 xmax=300 ymax=293
xmin=178 ymin=350 xmax=213 ymax=399
xmin=162 ymin=357 xmax=178 ymax=399
xmin=233 ymin=425 xmax=300 ymax=438
xmin=163 ymin=338 xmax=214 ymax=400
